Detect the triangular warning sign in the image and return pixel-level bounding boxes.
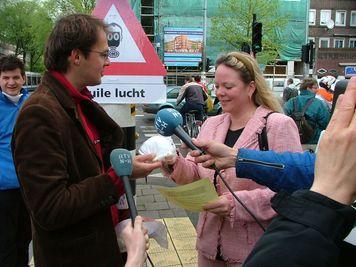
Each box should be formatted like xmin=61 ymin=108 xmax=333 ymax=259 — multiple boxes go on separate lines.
xmin=92 ymin=0 xmax=167 ymax=76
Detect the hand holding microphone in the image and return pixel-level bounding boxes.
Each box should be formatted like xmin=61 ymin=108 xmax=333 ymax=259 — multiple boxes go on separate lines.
xmin=190 ymin=139 xmax=238 ymax=170
xmin=110 ymin=149 xmax=155 ymax=267
xmin=122 ymin=216 xmax=149 ymax=267
xmin=110 ymin=149 xmax=138 ymax=222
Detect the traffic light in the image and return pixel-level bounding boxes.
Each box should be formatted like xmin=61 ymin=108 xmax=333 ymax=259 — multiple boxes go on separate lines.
xmin=308 ymin=41 xmax=315 ymax=68
xmin=301 ymin=44 xmax=310 ymax=63
xmin=205 ymin=57 xmax=211 ymax=72
xmin=198 ymin=60 xmax=203 ymax=71
xmin=252 ymin=22 xmax=262 ymax=53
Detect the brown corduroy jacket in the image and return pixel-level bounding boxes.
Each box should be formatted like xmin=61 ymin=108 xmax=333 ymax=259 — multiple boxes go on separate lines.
xmin=12 ymin=71 xmax=125 ymax=267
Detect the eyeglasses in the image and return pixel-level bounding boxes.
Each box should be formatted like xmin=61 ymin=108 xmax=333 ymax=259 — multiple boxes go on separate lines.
xmin=89 ymin=49 xmax=109 ymax=60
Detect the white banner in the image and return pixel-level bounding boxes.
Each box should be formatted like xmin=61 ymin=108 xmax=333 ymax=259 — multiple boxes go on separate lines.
xmin=88 ymin=83 xmax=167 ymax=104
xmin=89 ymin=75 xmax=167 ymax=104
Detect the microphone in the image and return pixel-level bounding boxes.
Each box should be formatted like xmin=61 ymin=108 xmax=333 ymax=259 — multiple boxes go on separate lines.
xmin=154 ymin=108 xmax=203 ymax=153
xmin=110 ymin=148 xmax=138 ymax=223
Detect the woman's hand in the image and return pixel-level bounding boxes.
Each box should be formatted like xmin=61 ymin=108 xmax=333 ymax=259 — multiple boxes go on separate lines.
xmin=203 ymin=195 xmax=233 ymax=217
xmin=160 ymin=154 xmax=177 ymax=173
xmin=123 ymin=216 xmax=149 ymax=267
xmin=162 ymin=154 xmax=177 ymax=166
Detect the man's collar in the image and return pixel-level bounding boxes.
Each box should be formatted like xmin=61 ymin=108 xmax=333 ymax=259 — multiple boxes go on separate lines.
xmin=50 ymin=70 xmax=93 ymax=103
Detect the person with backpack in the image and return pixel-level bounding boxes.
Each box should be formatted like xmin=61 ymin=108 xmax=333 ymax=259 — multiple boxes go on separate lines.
xmin=282 ymin=78 xmax=298 ymax=103
xmin=284 ymin=77 xmax=330 ymax=144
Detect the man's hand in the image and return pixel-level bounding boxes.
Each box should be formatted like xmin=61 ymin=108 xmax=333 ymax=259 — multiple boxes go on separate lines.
xmin=202 ymin=195 xmax=233 ymax=217
xmin=190 ymin=139 xmax=237 ymax=170
xmin=122 ymin=216 xmax=149 ymax=267
xmin=131 ymin=154 xmax=161 ymax=179
xmin=311 ymin=77 xmax=356 ymax=205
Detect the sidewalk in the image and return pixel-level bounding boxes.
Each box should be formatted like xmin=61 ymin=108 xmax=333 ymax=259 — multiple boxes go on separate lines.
xmin=146 ymin=217 xmax=198 ymax=267
xmin=136 ymin=172 xmax=199 ymax=266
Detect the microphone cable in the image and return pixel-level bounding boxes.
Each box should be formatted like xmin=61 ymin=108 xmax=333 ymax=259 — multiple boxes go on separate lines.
xmin=211 ymin=163 xmax=266 ymax=232
xmin=147 ymin=254 xmax=154 ymax=267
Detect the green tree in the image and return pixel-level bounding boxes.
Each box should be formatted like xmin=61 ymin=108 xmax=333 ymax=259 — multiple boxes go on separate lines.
xmin=55 ymin=0 xmax=96 ymax=14
xmin=0 ymin=0 xmax=99 ymax=71
xmin=0 ymin=0 xmax=54 ymax=71
xmin=211 ymin=0 xmax=288 ymax=64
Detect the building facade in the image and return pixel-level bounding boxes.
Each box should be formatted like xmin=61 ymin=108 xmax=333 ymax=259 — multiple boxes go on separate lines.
xmin=309 ymin=0 xmax=356 ymax=77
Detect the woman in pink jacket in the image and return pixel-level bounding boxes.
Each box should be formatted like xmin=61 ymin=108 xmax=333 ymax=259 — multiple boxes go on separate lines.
xmin=162 ymin=52 xmax=302 ymax=266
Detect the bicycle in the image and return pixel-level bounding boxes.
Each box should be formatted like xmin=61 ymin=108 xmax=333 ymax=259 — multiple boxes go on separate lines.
xmin=185 ymin=110 xmax=205 ymax=138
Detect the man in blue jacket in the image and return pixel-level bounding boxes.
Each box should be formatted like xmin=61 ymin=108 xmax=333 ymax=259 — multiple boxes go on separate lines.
xmin=0 ymin=55 xmax=31 ymax=267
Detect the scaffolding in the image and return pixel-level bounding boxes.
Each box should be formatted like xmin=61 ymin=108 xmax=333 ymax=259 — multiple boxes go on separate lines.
xmin=131 ymin=0 xmax=309 ymax=83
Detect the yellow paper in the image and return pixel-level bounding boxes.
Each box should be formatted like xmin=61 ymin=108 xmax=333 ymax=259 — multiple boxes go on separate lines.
xmin=156 ymin=178 xmax=218 ymax=211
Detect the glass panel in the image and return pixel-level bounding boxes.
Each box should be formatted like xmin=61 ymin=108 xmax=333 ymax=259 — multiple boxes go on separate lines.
xmin=335 ymin=40 xmax=344 ymax=48
xmin=351 ymin=12 xmax=356 ymax=26
xmin=320 ymin=40 xmax=329 ymax=48
xmin=350 ymin=40 xmax=356 ymax=48
xmin=320 ymin=10 xmax=331 ymax=25
xmin=336 ymin=11 xmax=346 ymax=26
xmin=309 ymin=10 xmax=315 ymax=25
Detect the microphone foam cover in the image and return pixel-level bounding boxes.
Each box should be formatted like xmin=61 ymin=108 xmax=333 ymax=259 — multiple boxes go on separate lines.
xmin=155 ymin=108 xmax=183 ymax=136
xmin=110 ymin=148 xmax=133 ymax=177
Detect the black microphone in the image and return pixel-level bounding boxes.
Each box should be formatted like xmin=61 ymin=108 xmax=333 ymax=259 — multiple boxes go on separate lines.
xmin=110 ymin=148 xmax=137 ymax=223
xmin=154 ymin=108 xmax=203 ymax=153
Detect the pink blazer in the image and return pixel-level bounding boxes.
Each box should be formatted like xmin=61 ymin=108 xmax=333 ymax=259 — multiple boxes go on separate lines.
xmin=169 ymin=106 xmax=303 ymax=264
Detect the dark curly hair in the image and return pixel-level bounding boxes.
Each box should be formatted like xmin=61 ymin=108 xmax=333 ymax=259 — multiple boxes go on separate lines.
xmin=0 ymin=55 xmax=25 ymax=77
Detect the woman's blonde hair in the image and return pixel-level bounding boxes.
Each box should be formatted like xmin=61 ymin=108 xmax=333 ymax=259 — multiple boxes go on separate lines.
xmin=215 ymin=52 xmax=282 ymax=113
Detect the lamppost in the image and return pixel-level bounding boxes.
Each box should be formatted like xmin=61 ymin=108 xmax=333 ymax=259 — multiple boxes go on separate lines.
xmin=202 ymin=0 xmax=208 ymax=74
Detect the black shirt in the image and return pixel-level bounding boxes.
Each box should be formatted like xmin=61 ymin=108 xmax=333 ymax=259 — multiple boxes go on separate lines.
xmin=224 ymin=128 xmax=244 ymax=148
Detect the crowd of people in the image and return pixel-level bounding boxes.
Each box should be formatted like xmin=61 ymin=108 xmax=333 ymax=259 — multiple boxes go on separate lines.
xmin=0 ymin=12 xmax=355 ymax=267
